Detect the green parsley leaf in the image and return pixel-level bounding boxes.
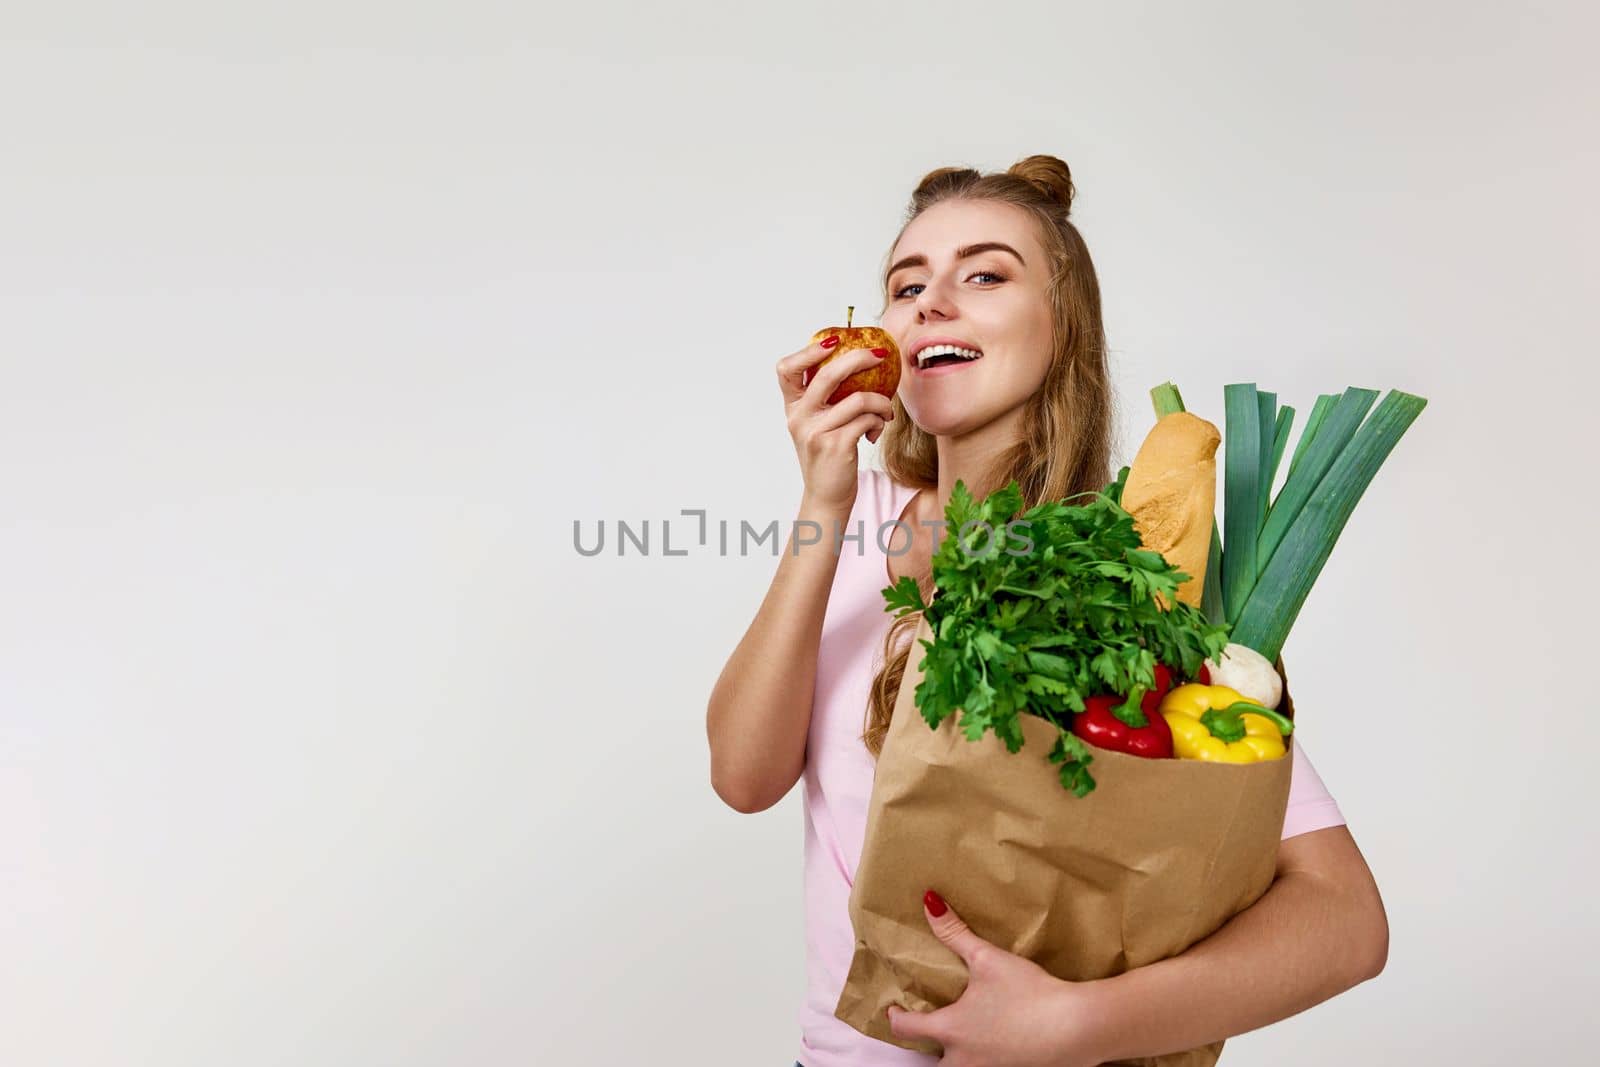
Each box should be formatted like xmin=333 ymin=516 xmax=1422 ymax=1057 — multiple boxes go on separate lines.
xmin=886 ymin=473 xmax=1232 ymax=795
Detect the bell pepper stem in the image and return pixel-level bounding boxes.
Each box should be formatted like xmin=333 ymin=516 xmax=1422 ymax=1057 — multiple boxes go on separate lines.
xmin=1199 ymin=701 xmax=1295 ymax=743
xmin=1198 ymin=708 xmax=1247 ymax=743
xmin=1110 ymin=687 xmax=1149 ymax=729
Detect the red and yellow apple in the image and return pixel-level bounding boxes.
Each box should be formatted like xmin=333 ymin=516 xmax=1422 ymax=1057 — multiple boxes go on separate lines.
xmin=802 ymin=306 xmax=902 ymax=407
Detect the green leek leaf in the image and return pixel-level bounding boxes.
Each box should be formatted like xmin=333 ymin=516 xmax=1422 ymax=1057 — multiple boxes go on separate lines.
xmin=1202 ymin=520 xmax=1225 ymax=626
xmin=1151 ymin=381 xmax=1186 ymax=418
xmin=1266 ymin=406 xmax=1295 ymax=508
xmin=1256 ymin=390 xmax=1277 ymax=536
xmin=1284 ymin=393 xmax=1336 ymax=487
xmin=1222 ymin=383 xmax=1261 ymax=623
xmin=1256 ymin=387 xmax=1378 ymax=577
xmin=1232 ymin=390 xmax=1428 ymax=661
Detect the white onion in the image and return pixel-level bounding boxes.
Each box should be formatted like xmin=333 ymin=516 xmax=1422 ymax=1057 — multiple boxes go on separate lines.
xmin=1207 ymin=643 xmax=1282 ymax=709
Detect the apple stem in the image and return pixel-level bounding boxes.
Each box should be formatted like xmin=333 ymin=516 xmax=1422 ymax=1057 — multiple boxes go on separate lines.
xmin=847 ymin=305 xmax=854 ymax=327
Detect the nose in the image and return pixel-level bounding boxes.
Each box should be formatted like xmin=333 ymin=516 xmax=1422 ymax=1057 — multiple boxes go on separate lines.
xmin=914 ymin=274 xmax=956 ymax=322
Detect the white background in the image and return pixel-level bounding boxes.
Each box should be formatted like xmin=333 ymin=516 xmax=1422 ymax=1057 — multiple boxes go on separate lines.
xmin=3 ymin=2 xmax=1595 ymax=1064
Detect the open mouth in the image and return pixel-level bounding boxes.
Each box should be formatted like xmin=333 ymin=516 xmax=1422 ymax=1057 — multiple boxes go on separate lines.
xmin=914 ymin=344 xmax=984 ymax=371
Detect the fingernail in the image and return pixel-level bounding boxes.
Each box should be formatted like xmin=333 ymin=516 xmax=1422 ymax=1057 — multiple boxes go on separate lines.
xmin=924 ymin=890 xmax=947 ymax=917
xmin=871 ymin=347 xmax=888 ymax=358
xmin=820 ymin=336 xmax=840 ymax=348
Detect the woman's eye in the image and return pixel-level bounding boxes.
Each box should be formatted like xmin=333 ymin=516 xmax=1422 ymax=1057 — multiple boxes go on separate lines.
xmin=893 ymin=271 xmax=1006 ymax=299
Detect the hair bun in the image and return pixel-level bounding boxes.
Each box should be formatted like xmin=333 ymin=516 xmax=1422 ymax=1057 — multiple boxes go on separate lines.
xmin=909 ymin=165 xmax=983 ymax=210
xmin=1008 ymin=154 xmax=1075 ymax=214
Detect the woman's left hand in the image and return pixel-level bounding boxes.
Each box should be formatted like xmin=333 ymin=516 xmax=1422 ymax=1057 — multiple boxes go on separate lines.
xmin=886 ymin=890 xmax=1109 ymax=1067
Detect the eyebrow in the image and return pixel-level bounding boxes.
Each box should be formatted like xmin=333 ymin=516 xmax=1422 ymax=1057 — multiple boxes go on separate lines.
xmin=885 ymin=241 xmax=1027 ymax=285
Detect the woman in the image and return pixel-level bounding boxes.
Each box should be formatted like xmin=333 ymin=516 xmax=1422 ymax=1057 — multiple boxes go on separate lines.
xmin=706 ymin=155 xmax=1389 ymax=1067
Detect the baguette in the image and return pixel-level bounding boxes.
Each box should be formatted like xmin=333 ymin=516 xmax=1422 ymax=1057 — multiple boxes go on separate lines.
xmin=1122 ymin=411 xmax=1221 ymax=608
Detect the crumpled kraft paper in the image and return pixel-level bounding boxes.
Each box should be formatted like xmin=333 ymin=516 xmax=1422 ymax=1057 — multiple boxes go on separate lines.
xmin=835 ymin=615 xmax=1295 ymax=1066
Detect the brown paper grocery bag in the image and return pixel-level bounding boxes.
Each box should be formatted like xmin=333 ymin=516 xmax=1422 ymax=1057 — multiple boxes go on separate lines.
xmin=835 ymin=615 xmax=1295 ymax=1066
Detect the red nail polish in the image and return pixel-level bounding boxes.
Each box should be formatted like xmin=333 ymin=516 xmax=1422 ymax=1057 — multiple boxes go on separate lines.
xmin=924 ymin=890 xmax=947 ymax=917
xmin=820 ymin=335 xmax=840 ymax=348
xmin=871 ymin=347 xmax=888 ymax=358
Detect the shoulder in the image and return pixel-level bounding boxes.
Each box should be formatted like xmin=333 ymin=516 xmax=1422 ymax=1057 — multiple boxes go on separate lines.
xmin=855 ymin=466 xmax=900 ymax=524
xmin=854 ymin=465 xmax=885 ymax=501
xmin=862 ymin=465 xmax=917 ymax=496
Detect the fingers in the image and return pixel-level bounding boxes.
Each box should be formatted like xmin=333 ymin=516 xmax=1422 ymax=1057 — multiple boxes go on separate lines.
xmin=811 ymin=389 xmax=895 ymax=434
xmin=922 ymin=890 xmax=991 ymax=970
xmin=840 ymin=411 xmax=887 ymax=447
xmin=790 ymin=346 xmax=890 ymax=415
xmin=775 ymin=337 xmax=841 ymax=406
xmin=791 ymin=411 xmax=886 ymax=461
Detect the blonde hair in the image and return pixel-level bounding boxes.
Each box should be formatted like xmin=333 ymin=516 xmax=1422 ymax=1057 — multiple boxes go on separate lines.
xmin=862 ymin=154 xmax=1114 ymax=758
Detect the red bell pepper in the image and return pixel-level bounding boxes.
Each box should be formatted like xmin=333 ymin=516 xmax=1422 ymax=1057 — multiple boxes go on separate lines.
xmin=1070 ymin=663 xmax=1176 ymax=759
xmin=1147 ymin=662 xmax=1174 ymax=706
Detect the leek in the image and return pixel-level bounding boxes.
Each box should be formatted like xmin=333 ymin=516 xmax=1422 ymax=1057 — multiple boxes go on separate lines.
xmin=1232 ymin=389 xmax=1428 ymax=660
xmin=1266 ymin=406 xmax=1295 ymax=504
xmin=1221 ymin=384 xmax=1262 ymax=624
xmin=1285 ymin=392 xmax=1336 ymax=485
xmin=1147 ymin=381 xmax=1427 ymax=663
xmin=1254 ymin=387 xmax=1378 ymax=576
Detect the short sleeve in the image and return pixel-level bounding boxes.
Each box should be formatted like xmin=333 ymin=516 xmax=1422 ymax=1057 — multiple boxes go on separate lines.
xmin=1280 ymin=741 xmax=1346 ymax=840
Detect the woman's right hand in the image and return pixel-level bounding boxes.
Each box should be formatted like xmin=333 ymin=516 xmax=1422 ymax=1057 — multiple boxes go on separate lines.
xmin=777 ymin=338 xmax=897 ymax=512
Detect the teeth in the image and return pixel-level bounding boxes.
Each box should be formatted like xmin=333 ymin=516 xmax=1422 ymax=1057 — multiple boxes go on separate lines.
xmin=916 ymin=344 xmax=983 ymax=368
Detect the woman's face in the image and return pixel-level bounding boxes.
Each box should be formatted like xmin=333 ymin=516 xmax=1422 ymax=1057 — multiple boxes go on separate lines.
xmin=882 ymin=199 xmax=1056 ymax=438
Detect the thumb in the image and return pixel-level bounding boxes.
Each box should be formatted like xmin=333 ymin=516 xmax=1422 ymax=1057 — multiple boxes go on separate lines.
xmin=885 ymin=1003 xmax=944 ymax=1042
xmin=921 ymin=889 xmax=990 ymax=967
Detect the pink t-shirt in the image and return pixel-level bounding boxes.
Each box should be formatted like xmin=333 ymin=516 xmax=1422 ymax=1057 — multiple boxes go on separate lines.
xmin=796 ymin=466 xmax=1346 ymax=1067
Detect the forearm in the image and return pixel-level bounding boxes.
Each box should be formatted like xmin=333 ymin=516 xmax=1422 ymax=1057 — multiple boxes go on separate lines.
xmin=1080 ymin=860 xmax=1386 ymax=1062
xmin=707 ymin=493 xmax=850 ymax=812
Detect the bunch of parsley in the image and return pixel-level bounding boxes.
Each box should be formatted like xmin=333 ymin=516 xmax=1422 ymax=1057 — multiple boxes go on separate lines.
xmin=881 ymin=467 xmax=1231 ymax=796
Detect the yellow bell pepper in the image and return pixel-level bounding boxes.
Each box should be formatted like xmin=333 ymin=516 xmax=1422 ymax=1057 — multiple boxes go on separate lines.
xmin=1159 ymin=683 xmax=1294 ymax=763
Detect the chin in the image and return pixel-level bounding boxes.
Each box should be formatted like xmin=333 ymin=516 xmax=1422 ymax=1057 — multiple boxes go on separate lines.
xmin=904 ymin=390 xmax=1005 ymax=434
xmin=902 ymin=407 xmax=983 ymax=438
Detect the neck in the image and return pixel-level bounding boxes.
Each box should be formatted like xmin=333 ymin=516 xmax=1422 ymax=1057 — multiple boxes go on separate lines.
xmin=931 ymin=403 xmax=1026 ymax=513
